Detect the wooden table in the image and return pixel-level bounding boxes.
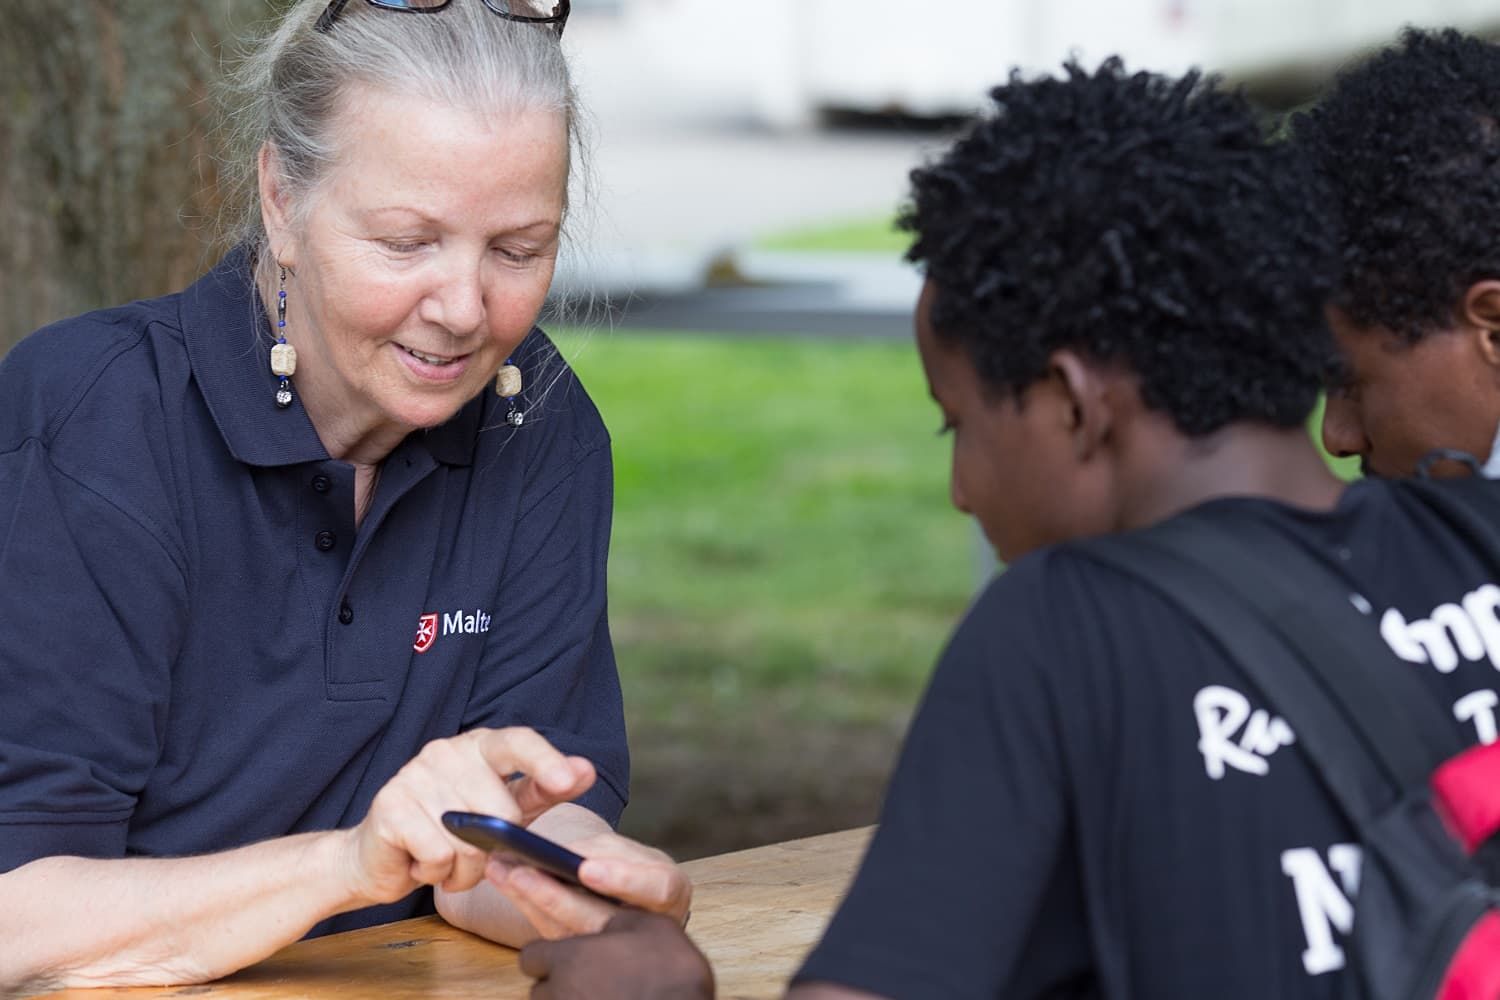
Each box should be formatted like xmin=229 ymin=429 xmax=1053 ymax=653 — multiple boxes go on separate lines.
xmin=45 ymin=826 xmax=872 ymax=1000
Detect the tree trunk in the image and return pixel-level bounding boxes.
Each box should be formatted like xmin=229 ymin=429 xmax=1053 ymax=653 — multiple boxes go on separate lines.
xmin=0 ymin=0 xmax=272 ymax=353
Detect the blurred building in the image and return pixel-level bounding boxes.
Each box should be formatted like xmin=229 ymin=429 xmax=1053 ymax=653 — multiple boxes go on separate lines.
xmin=577 ymin=0 xmax=1500 ymax=126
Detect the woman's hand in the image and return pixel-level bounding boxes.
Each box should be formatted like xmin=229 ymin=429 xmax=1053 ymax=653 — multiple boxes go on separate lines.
xmin=489 ymin=829 xmax=692 ymax=940
xmin=342 ymin=726 xmax=596 ymax=906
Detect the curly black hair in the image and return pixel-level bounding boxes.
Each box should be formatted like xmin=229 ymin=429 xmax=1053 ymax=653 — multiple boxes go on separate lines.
xmin=1293 ymin=28 xmax=1500 ymax=341
xmin=901 ymin=59 xmax=1338 ymax=436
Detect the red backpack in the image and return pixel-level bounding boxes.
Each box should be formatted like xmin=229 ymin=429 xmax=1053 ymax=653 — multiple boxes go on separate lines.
xmin=1081 ymin=476 xmax=1500 ymax=999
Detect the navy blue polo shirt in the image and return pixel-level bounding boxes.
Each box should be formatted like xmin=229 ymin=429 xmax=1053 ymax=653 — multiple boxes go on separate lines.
xmin=0 ymin=249 xmax=627 ymax=933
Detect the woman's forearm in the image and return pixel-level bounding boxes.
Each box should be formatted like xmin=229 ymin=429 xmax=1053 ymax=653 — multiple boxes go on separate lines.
xmin=0 ymin=730 xmax=613 ymax=994
xmin=0 ymin=828 xmax=366 ymax=995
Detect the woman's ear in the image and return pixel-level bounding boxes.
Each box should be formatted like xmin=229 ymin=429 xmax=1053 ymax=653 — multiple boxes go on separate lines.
xmin=258 ymin=143 xmax=297 ymax=269
xmin=1460 ymin=279 xmax=1500 ymax=370
xmin=1049 ymin=349 xmax=1113 ymax=461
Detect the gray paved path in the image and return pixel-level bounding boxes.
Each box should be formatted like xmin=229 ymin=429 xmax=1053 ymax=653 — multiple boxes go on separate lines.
xmin=555 ymin=12 xmax=946 ymax=333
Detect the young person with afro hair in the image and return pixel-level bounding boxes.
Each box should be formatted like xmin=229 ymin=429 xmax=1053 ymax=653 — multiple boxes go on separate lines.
xmin=1294 ymin=28 xmax=1500 ymax=480
xmin=517 ymin=59 xmax=1500 ymax=1000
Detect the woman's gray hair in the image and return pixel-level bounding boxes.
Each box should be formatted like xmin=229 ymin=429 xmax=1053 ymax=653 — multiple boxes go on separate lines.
xmin=219 ymin=0 xmax=587 ymax=286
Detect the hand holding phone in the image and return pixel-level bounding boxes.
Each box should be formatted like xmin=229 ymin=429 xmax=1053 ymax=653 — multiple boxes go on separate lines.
xmin=441 ymin=810 xmax=622 ymax=904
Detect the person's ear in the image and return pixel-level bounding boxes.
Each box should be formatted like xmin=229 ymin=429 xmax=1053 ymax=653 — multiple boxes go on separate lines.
xmin=258 ymin=142 xmax=298 ymax=270
xmin=1460 ymin=279 xmax=1500 ymax=369
xmin=1049 ymin=349 xmax=1112 ymax=461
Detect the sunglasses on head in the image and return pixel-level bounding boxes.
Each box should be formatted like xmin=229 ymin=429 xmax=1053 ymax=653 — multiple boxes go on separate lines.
xmin=316 ymin=0 xmax=570 ymax=37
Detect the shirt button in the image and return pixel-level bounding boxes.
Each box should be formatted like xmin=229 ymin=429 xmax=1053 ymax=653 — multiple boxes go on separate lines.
xmin=312 ymin=475 xmax=332 ymax=494
xmin=315 ymin=530 xmax=337 ymax=551
xmin=339 ymin=602 xmax=354 ymax=625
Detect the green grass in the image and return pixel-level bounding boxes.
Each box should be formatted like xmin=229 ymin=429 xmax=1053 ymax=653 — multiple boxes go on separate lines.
xmin=560 ymin=331 xmax=975 ymax=731
xmin=755 ymin=213 xmax=910 ymax=255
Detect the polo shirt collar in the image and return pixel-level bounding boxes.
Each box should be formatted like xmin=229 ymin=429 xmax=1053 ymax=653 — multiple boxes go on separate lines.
xmin=181 ymin=247 xmax=480 ymax=469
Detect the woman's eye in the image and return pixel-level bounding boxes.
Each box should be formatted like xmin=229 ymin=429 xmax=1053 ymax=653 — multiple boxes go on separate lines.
xmin=496 ymin=246 xmax=540 ymax=265
xmin=936 ymin=418 xmax=957 ymax=437
xmin=381 ymin=240 xmax=426 ymax=254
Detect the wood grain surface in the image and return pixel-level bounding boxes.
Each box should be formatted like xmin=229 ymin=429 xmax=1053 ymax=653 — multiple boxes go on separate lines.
xmin=40 ymin=826 xmax=872 ymax=1000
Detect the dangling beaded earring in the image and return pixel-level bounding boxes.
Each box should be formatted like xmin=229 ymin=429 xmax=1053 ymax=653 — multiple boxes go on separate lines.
xmin=495 ymin=358 xmax=524 ymax=426
xmin=270 ymin=265 xmax=297 ymax=409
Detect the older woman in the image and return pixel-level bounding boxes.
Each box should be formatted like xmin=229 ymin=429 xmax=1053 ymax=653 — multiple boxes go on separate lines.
xmin=0 ymin=0 xmax=686 ymax=990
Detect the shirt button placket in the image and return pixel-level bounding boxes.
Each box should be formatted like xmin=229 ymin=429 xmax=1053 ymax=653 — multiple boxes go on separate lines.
xmin=315 ymin=530 xmax=337 ymax=552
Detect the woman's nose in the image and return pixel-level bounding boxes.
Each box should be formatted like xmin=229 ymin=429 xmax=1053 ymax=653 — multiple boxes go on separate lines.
xmin=423 ymin=260 xmax=486 ymax=336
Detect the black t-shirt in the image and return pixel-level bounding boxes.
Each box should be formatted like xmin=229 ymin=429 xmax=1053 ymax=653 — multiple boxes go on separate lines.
xmin=796 ymin=479 xmax=1500 ymax=999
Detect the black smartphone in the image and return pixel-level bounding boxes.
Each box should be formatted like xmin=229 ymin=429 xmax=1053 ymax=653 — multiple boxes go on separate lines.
xmin=441 ymin=810 xmax=619 ymax=903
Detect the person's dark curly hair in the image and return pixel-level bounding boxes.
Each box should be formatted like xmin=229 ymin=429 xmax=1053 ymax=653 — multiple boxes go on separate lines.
xmin=901 ymin=59 xmax=1337 ymax=436
xmin=1293 ymin=28 xmax=1500 ymax=342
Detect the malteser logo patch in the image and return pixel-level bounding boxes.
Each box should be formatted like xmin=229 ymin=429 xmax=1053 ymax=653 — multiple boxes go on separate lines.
xmin=413 ymin=613 xmax=439 ymax=653
xmin=413 ymin=608 xmax=492 ymax=654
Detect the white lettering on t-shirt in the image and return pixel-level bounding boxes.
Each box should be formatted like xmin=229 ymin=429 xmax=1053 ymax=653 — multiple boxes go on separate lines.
xmin=1281 ymin=844 xmax=1362 ymax=975
xmin=1454 ymin=688 xmax=1500 ymax=745
xmin=1465 ymin=586 xmax=1500 ymax=666
xmin=1381 ymin=584 xmax=1500 ymax=672
xmin=1193 ymin=685 xmax=1296 ymax=780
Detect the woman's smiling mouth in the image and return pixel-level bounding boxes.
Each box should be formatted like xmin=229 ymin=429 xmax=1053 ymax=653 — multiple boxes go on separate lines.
xmin=401 ymin=345 xmax=462 ymax=366
xmin=394 ymin=342 xmax=472 ymax=382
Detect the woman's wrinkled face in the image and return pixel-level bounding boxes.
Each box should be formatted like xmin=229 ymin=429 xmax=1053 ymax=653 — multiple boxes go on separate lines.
xmin=265 ymin=85 xmax=568 ymax=441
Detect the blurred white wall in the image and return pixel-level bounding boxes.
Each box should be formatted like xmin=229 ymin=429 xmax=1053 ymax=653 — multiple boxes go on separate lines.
xmin=608 ymin=0 xmax=1500 ymax=127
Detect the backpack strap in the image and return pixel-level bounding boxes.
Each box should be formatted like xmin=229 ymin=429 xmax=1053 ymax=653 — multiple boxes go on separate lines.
xmin=1079 ymin=505 xmax=1462 ymax=823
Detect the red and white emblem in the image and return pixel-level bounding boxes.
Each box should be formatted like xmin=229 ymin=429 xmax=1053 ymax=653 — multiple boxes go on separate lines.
xmin=413 ymin=613 xmax=439 ymax=653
